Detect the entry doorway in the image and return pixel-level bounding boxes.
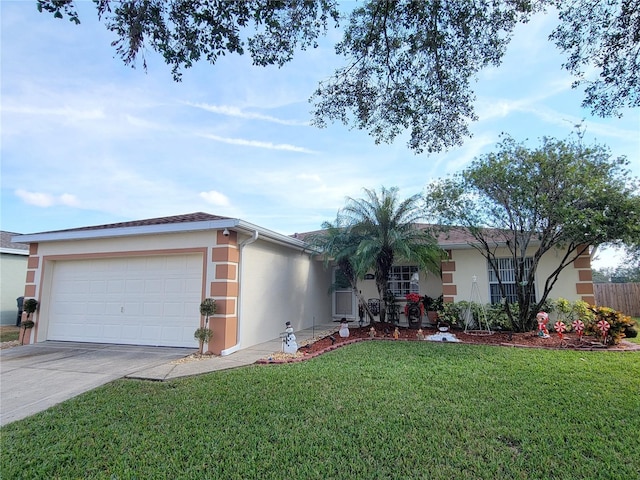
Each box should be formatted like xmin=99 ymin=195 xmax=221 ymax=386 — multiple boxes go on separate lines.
xmin=332 ymin=267 xmax=356 ymax=319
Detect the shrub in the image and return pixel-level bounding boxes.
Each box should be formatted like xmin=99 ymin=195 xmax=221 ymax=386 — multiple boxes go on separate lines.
xmin=550 ymin=298 xmax=595 ymax=330
xmin=585 ymin=306 xmax=634 ymax=345
xmin=485 ymin=303 xmax=514 ymax=330
xmin=624 ymin=324 xmax=638 ymax=339
xmin=23 ymin=299 xmax=39 ymax=317
xmin=422 ymin=295 xmax=443 ymax=312
xmin=436 ymin=301 xmax=461 ymax=327
xmin=194 ymin=327 xmax=213 ymax=344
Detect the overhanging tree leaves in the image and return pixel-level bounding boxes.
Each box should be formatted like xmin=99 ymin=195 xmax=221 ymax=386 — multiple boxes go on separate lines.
xmin=424 ymin=134 xmax=640 ymax=332
xmin=549 ymin=0 xmax=640 ymax=117
xmin=37 ymin=0 xmax=341 ymax=79
xmin=311 ymin=0 xmax=532 ymax=153
xmin=37 ymin=0 xmax=638 ymax=152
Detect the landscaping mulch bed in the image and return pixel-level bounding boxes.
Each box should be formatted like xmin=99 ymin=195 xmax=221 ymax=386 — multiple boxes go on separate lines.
xmin=258 ymin=323 xmax=638 ymax=363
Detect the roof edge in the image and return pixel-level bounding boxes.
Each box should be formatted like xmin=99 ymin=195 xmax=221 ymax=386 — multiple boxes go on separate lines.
xmin=12 ymin=218 xmax=308 ymax=251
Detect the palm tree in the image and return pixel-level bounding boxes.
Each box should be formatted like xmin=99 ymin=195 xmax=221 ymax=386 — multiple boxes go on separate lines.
xmin=341 ymin=187 xmax=445 ymax=322
xmin=304 ymin=217 xmax=376 ymax=322
xmin=310 ymin=186 xmax=445 ymax=323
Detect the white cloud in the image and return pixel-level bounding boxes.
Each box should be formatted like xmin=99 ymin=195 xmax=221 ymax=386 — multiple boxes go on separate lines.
xmin=59 ymin=193 xmax=80 ymax=207
xmin=15 ymin=189 xmax=79 ymax=208
xmin=188 ymin=102 xmax=309 ymax=126
xmin=199 ymin=190 xmax=231 ymax=206
xmin=198 ymin=133 xmax=318 ymax=153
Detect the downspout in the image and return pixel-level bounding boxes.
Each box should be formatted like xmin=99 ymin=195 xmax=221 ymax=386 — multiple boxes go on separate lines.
xmin=220 ymin=230 xmax=259 ymax=356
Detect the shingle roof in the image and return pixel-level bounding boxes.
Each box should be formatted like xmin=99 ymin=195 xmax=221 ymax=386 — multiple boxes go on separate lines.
xmin=29 ymin=212 xmax=231 ymax=235
xmin=1 ymin=231 xmax=29 ymax=251
xmin=293 ymin=224 xmax=485 ymax=247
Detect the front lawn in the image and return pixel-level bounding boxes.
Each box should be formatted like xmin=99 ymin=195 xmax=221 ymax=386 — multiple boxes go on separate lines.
xmin=1 ymin=342 xmax=639 ymax=479
xmin=0 ymin=326 xmax=20 ymax=343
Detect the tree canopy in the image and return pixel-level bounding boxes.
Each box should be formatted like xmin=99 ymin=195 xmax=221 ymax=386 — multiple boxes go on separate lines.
xmin=424 ymin=133 xmax=640 ymax=331
xmin=37 ymin=0 xmax=639 ymax=153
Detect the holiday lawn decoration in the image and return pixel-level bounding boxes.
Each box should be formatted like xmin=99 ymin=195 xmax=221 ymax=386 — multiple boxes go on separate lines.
xmin=572 ymin=319 xmax=585 ymax=342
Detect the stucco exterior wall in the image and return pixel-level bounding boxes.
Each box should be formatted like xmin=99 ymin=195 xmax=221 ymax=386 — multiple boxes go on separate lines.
xmin=238 ymin=239 xmax=332 ymax=349
xmin=1 ymin=253 xmax=28 ymax=325
xmin=355 ymin=270 xmax=442 ymax=300
xmin=445 ymin=245 xmax=592 ymax=304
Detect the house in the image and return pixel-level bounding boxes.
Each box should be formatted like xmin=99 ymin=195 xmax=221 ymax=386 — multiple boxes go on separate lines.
xmin=1 ymin=231 xmax=29 ymax=326
xmin=13 ymin=212 xmax=594 ymax=353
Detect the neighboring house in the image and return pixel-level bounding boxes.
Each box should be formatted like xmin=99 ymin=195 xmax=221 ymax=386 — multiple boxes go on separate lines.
xmin=1 ymin=231 xmax=29 ymax=326
xmin=13 ymin=212 xmax=594 ymax=353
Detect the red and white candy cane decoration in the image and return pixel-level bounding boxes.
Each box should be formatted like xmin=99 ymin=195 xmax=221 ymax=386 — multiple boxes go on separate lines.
xmin=572 ymin=319 xmax=585 ymax=340
xmin=554 ymin=321 xmax=566 ymax=340
xmin=597 ymin=320 xmax=610 ymax=341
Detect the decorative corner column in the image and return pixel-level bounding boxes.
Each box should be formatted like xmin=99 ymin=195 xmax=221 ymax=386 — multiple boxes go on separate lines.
xmin=573 ymin=244 xmax=595 ymax=304
xmin=21 ymin=243 xmax=40 ymax=345
xmin=208 ymin=230 xmax=239 ymax=354
xmin=441 ymin=250 xmax=457 ymax=303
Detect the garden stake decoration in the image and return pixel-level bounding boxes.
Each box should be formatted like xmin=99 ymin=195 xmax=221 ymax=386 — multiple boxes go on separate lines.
xmin=572 ymin=319 xmax=585 ymax=341
xmin=554 ymin=321 xmax=566 ymax=340
xmin=597 ymin=320 xmax=610 ymax=344
xmin=369 ymin=326 xmax=376 ymax=338
xmin=393 ymin=327 xmax=400 ymax=339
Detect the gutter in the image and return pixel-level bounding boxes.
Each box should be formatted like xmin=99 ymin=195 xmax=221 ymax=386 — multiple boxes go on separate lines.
xmin=0 ymin=248 xmax=29 ymax=255
xmin=220 ymin=229 xmax=259 ymax=356
xmin=12 ymin=218 xmax=306 ymax=251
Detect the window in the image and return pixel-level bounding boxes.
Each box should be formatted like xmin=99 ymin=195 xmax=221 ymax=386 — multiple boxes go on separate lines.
xmin=387 ymin=266 xmax=419 ymax=297
xmin=488 ymin=257 xmax=536 ymax=304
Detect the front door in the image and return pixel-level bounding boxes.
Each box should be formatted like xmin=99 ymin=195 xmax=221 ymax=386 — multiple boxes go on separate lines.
xmin=332 ymin=267 xmax=356 ymax=319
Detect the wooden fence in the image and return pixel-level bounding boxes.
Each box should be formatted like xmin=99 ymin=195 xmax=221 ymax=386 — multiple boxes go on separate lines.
xmin=593 ymin=283 xmax=640 ymax=317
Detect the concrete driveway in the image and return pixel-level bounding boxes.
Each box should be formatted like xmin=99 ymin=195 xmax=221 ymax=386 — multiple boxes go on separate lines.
xmin=0 ymin=341 xmax=194 ymax=426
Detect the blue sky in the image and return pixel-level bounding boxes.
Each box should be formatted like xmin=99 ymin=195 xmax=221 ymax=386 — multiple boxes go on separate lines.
xmin=1 ymin=1 xmax=638 ymax=267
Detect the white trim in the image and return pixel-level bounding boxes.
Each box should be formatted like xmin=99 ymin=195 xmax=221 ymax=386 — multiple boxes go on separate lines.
xmin=0 ymin=248 xmax=29 ymax=255
xmin=11 ymin=219 xmax=307 ymax=251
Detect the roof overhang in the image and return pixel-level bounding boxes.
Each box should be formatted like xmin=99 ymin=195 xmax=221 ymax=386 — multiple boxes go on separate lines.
xmin=12 ymin=219 xmax=308 ymax=252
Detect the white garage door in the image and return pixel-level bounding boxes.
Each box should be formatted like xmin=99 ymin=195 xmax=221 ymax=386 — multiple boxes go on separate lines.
xmin=47 ymin=254 xmax=203 ymax=347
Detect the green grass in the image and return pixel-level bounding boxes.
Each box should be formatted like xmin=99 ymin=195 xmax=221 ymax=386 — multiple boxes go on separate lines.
xmin=2 ymin=342 xmax=639 ymax=479
xmin=0 ymin=326 xmax=20 ymax=343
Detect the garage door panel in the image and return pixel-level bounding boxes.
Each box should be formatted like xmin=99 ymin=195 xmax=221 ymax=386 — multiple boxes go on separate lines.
xmin=121 ymin=324 xmax=141 ymax=340
xmin=90 ymin=280 xmax=107 ymax=294
xmin=163 ymin=302 xmax=184 ymax=316
xmin=107 ymin=279 xmax=125 ymax=294
xmin=87 ymin=302 xmax=105 ymax=315
xmin=103 ymin=324 xmax=122 ymax=340
xmin=48 ymin=255 xmax=203 ymax=347
xmin=125 ymin=279 xmax=145 ymax=294
xmin=143 ymin=303 xmax=162 ymax=316
xmin=123 ymin=302 xmax=141 ymax=315
xmin=104 ymin=302 xmax=123 ymax=315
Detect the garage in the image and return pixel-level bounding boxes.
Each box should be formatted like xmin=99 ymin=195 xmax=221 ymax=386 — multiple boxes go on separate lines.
xmin=46 ymin=254 xmax=203 ymax=348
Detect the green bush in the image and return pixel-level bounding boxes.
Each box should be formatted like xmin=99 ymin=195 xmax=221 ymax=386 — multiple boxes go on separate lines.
xmin=194 ymin=327 xmax=213 ymax=343
xmin=585 ymin=306 xmax=634 ymax=345
xmin=624 ymin=323 xmax=638 ymax=339
xmin=551 ymin=298 xmax=594 ymax=328
xmin=436 ymin=301 xmax=460 ymax=327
